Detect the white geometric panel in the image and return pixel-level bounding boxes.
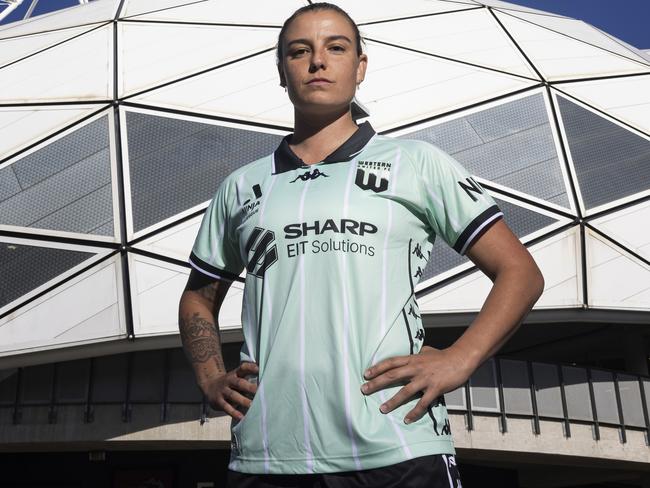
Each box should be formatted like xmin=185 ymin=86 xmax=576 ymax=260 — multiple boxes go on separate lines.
xmin=360 ymin=41 xmax=537 ymax=131
xmin=0 ymin=0 xmax=118 ymax=39
xmin=590 ymin=201 xmax=650 ymax=263
xmin=119 ymin=23 xmax=279 ymax=97
xmin=127 ymin=0 xmax=307 ymax=26
xmin=0 ymin=23 xmax=104 ymax=68
xmin=0 ymin=104 xmax=103 ymax=162
xmin=0 ymin=254 xmax=125 ymax=357
xmin=586 ymin=229 xmax=650 ymax=311
xmin=131 ymin=254 xmax=191 ymax=336
xmin=361 ymin=8 xmax=538 ymax=79
xmin=493 ymin=11 xmax=650 ymax=81
xmin=131 ymin=51 xmax=293 ymax=127
xmin=417 ymin=227 xmax=581 ymax=314
xmin=0 ymin=24 xmax=113 ymax=103
xmin=131 ymin=215 xmax=202 ymax=262
xmin=500 ymin=10 xmax=650 ymax=66
xmin=119 ymin=0 xmax=206 ymax=19
xmin=332 ymin=0 xmax=477 ymax=23
xmin=557 ymin=75 xmax=650 ymax=136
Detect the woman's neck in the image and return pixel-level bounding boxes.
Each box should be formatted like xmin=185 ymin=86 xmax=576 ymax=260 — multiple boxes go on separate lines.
xmin=290 ymin=109 xmax=359 ymax=165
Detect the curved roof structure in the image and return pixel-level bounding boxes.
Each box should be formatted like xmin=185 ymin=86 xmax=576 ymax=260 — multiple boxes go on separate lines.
xmin=1 ymin=0 xmax=650 ymax=362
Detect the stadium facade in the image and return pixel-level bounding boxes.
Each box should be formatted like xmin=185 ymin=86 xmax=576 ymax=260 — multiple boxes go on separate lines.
xmin=0 ymin=0 xmax=649 ymax=486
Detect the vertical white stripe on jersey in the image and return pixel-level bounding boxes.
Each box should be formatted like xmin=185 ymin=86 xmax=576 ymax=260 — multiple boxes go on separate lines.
xmin=340 ymin=161 xmax=362 ymax=470
xmin=375 ymin=149 xmax=413 ymax=460
xmin=258 ymin=381 xmax=271 ymax=473
xmin=298 ymin=177 xmax=315 ymax=473
xmin=209 ymin=220 xmax=226 ymax=268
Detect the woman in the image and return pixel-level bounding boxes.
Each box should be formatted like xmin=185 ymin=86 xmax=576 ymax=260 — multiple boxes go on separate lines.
xmin=178 ymin=3 xmax=544 ymax=487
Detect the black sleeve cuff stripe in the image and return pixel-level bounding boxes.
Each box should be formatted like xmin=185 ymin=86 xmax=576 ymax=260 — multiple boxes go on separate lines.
xmin=189 ymin=251 xmax=243 ymax=282
xmin=453 ymin=205 xmax=504 ymax=255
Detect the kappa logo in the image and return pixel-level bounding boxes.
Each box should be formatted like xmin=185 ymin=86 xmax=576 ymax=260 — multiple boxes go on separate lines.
xmin=291 ymin=168 xmax=329 ymax=182
xmin=355 ymin=160 xmax=392 ymax=193
xmin=458 ymin=176 xmax=485 ymax=202
xmin=245 ymin=227 xmax=278 ymax=278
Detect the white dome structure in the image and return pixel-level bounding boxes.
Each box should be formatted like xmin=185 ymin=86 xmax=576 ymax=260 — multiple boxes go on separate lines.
xmin=1 ymin=1 xmax=650 ymax=486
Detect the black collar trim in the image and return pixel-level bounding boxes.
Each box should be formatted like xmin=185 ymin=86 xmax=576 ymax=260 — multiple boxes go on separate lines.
xmin=273 ymin=121 xmax=376 ymax=174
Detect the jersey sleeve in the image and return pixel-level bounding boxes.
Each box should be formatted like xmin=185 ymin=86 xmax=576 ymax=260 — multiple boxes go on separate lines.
xmin=413 ymin=142 xmax=503 ymax=255
xmin=188 ymin=178 xmax=244 ymax=281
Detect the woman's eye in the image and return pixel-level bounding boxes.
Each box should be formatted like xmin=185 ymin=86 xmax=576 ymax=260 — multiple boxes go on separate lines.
xmin=291 ymin=48 xmax=308 ymax=57
xmin=329 ymin=45 xmax=345 ymax=52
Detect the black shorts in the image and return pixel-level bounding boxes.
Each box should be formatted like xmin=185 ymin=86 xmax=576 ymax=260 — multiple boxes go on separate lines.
xmin=226 ymin=454 xmax=462 ymax=488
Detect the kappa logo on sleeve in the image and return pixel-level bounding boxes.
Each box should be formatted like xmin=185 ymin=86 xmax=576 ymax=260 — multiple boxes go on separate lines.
xmin=245 ymin=227 xmax=278 ymax=278
xmin=355 ymin=160 xmax=392 ymax=193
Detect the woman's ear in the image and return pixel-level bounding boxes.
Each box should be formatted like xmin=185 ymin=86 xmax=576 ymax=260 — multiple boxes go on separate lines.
xmin=277 ymin=65 xmax=286 ymax=88
xmin=356 ymin=53 xmax=368 ymax=85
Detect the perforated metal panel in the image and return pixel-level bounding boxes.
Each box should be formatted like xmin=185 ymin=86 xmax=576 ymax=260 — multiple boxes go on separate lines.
xmin=0 ymin=242 xmax=94 ymax=308
xmin=558 ymin=96 xmax=650 ymax=209
xmin=126 ymin=112 xmax=282 ymax=232
xmin=500 ymin=359 xmax=533 ymax=415
xmin=0 ymin=370 xmax=17 ymax=405
xmin=444 ymin=386 xmax=466 ymax=410
xmin=56 ymin=359 xmax=90 ymax=403
xmin=618 ymin=374 xmax=646 ymax=428
xmin=562 ymin=366 xmax=593 ymax=421
xmin=0 ymin=117 xmax=114 ymax=236
xmin=92 ymin=354 xmax=127 ymax=403
xmin=532 ymin=362 xmax=563 ymax=418
xmin=20 ymin=364 xmax=53 ymax=403
xmin=168 ymin=347 xmax=203 ymax=403
xmin=130 ymin=349 xmax=164 ymax=402
xmin=469 ymin=359 xmax=499 ymax=412
xmin=590 ymin=369 xmax=618 ymax=424
xmin=403 ymin=94 xmax=569 ymax=206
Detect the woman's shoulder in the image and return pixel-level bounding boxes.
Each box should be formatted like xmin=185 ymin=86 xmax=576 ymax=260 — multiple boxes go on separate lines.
xmin=371 ymin=134 xmax=446 ymax=165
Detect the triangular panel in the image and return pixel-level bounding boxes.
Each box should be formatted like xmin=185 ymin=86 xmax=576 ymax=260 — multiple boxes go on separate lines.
xmin=556 ymin=95 xmax=650 ymax=213
xmin=361 ymin=9 xmax=537 ymax=79
xmin=0 ymin=115 xmax=116 ymax=237
xmin=0 ymin=24 xmax=113 ymax=103
xmin=494 ymin=11 xmax=650 ymax=81
xmin=335 ymin=0 xmax=477 ymax=23
xmin=123 ymin=109 xmax=283 ymax=236
xmin=418 ymin=227 xmax=581 ymax=313
xmin=397 ymin=92 xmax=572 ymax=210
xmin=0 ymin=104 xmax=103 ymax=162
xmin=501 ymin=10 xmax=650 ymax=66
xmin=591 ymin=200 xmax=650 ymax=264
xmin=0 ymin=238 xmax=109 ymax=314
xmin=419 ymin=193 xmax=568 ymax=286
xmin=127 ymin=0 xmax=306 ymax=26
xmin=587 ymin=230 xmax=650 ymax=311
xmin=132 ymin=215 xmax=202 ymax=261
xmin=557 ymin=75 xmax=650 ymax=137
xmin=131 ymin=51 xmax=293 ymax=127
xmin=119 ymin=0 xmax=206 ymax=18
xmin=0 ymin=0 xmax=118 ymax=40
xmin=0 ymin=254 xmax=124 ymax=356
xmin=119 ymin=23 xmax=278 ymax=98
xmin=474 ymin=0 xmax=566 ymax=17
xmin=358 ymin=41 xmax=537 ymax=131
xmin=0 ymin=23 xmax=104 ymax=68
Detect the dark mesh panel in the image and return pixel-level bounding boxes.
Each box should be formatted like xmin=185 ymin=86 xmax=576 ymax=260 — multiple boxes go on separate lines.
xmin=20 ymin=364 xmax=53 ymax=403
xmin=590 ymin=369 xmax=618 ymax=424
xmin=0 ymin=117 xmax=114 ymax=236
xmin=168 ymin=348 xmax=202 ymax=403
xmin=0 ymin=242 xmax=93 ymax=308
xmin=532 ymin=362 xmax=563 ymax=419
xmin=130 ymin=349 xmax=164 ymax=402
xmin=93 ymin=354 xmax=127 ymax=403
xmin=420 ymin=196 xmax=558 ymax=282
xmin=126 ymin=112 xmax=282 ymax=232
xmin=557 ymin=96 xmax=650 ymax=209
xmin=0 ymin=370 xmax=17 ymax=405
xmin=56 ymin=359 xmax=90 ymax=403
xmin=403 ymin=94 xmax=569 ymax=206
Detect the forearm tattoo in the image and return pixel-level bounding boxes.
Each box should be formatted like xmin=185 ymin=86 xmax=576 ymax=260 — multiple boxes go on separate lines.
xmin=179 ymin=312 xmax=226 ymax=372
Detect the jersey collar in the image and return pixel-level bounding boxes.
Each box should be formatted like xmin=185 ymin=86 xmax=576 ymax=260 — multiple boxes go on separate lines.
xmin=273 ymin=121 xmax=376 ymax=174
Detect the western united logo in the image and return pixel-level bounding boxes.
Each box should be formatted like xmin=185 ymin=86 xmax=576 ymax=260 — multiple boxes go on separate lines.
xmin=291 ymin=168 xmax=329 ymax=182
xmin=458 ymin=176 xmax=484 ymax=202
xmin=355 ymin=160 xmax=392 ymax=193
xmin=245 ymin=227 xmax=278 ymax=278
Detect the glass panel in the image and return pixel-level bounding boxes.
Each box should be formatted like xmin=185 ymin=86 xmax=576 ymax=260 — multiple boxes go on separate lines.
xmin=444 ymin=386 xmax=466 ymax=410
xmin=469 ymin=359 xmax=499 ymax=412
xmin=93 ymin=354 xmax=127 ymax=403
xmin=130 ymin=349 xmax=164 ymax=403
xmin=20 ymin=364 xmax=53 ymax=403
xmin=562 ymin=366 xmax=593 ymax=421
xmin=0 ymin=116 xmax=114 ymax=235
xmin=500 ymin=359 xmax=532 ymax=415
xmin=618 ymin=374 xmax=646 ymax=428
xmin=126 ymin=112 xmax=282 ymax=232
xmin=590 ymin=369 xmax=618 ymax=424
xmin=0 ymin=369 xmax=17 ymax=405
xmin=56 ymin=359 xmax=90 ymax=403
xmin=558 ymin=96 xmax=650 ymax=209
xmin=168 ymin=348 xmax=202 ymax=403
xmin=532 ymin=362 xmax=563 ymax=418
xmin=0 ymin=241 xmax=93 ymax=308
xmin=403 ymin=94 xmax=569 ymax=206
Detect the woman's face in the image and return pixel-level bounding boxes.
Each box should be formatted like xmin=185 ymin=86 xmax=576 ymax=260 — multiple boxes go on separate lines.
xmin=278 ymin=9 xmax=367 ymax=117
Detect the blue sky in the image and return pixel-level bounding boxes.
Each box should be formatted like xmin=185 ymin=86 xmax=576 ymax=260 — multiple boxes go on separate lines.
xmin=1 ymin=0 xmax=649 ymax=49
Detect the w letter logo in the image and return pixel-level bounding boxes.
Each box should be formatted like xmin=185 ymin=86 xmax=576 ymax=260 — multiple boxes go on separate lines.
xmin=355 ymin=168 xmax=389 ymax=193
xmin=245 ymin=227 xmax=278 ymax=278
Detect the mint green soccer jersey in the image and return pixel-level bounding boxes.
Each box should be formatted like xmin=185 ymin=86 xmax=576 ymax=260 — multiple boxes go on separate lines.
xmin=189 ymin=122 xmax=503 ymax=474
